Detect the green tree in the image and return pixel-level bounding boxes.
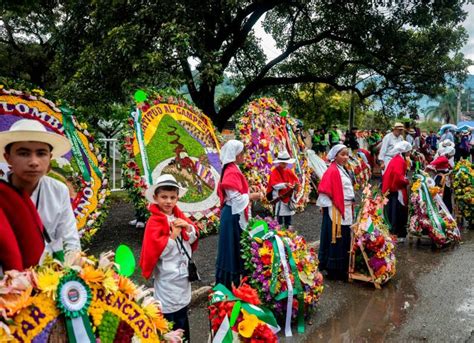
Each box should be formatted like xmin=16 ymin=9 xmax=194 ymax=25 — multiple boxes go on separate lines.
xmin=424 ymin=87 xmax=469 ymax=124
xmin=1 ymin=0 xmax=472 ymax=131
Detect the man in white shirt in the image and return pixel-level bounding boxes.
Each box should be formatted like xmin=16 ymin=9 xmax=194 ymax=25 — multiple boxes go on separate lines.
xmin=0 ymin=119 xmax=81 ymax=260
xmin=378 ymin=122 xmax=405 ymax=172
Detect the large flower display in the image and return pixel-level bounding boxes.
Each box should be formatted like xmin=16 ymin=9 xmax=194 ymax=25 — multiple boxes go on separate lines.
xmin=0 ymin=87 xmax=109 ymax=242
xmin=238 ymin=98 xmax=311 ymax=211
xmin=122 ymin=92 xmax=221 ymax=236
xmin=409 ymin=174 xmax=461 ymax=248
xmin=208 ymin=281 xmax=279 ymax=342
xmin=0 ymin=252 xmax=178 ymax=342
xmin=350 ymin=185 xmax=396 ymax=288
xmin=453 ymin=159 xmax=474 ymax=226
xmin=347 ymin=154 xmax=371 ymax=191
xmin=241 ymin=218 xmax=324 ymax=337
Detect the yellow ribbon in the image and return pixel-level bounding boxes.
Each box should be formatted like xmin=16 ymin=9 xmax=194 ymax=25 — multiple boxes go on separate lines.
xmin=331 ymin=206 xmax=342 ymax=244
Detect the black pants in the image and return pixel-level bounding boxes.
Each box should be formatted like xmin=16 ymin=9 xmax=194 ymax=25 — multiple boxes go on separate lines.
xmin=164 ymin=306 xmax=190 ymax=341
xmin=277 ymin=215 xmax=292 ymax=227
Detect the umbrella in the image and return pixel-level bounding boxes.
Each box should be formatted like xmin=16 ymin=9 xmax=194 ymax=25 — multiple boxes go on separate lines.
xmin=456 ymin=121 xmax=474 ymax=132
xmin=438 ymin=124 xmax=457 ymax=134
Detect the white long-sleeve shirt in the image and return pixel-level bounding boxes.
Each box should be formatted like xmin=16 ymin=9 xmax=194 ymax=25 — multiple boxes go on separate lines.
xmin=153 ymin=214 xmax=197 ymax=313
xmin=30 ymin=176 xmax=81 ymax=255
xmin=316 ymin=165 xmax=355 ymax=225
xmin=378 ymin=133 xmax=404 ymax=166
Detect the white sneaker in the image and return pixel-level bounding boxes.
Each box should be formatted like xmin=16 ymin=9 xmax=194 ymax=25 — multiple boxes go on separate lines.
xmin=128 ymin=219 xmax=138 ymax=226
xmin=135 ymin=221 xmax=145 ymax=229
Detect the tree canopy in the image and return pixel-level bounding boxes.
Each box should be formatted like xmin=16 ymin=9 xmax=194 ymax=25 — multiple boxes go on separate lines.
xmin=1 ymin=0 xmax=472 ymax=131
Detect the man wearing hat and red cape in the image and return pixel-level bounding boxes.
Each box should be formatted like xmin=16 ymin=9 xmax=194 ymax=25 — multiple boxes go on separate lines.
xmin=0 ymin=119 xmax=81 ymax=272
xmin=266 ymin=150 xmax=300 ymax=228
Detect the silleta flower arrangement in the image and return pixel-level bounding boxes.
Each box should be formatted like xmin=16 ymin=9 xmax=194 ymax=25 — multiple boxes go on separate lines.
xmin=453 ymin=159 xmax=474 ymax=226
xmin=237 ymin=98 xmax=311 ymax=211
xmin=121 ymin=91 xmax=222 ymax=237
xmin=241 ymin=218 xmax=324 ymax=336
xmin=409 ymin=174 xmax=461 ymax=248
xmin=208 ymin=280 xmax=279 ymax=342
xmin=0 ymin=88 xmax=109 ymax=243
xmin=350 ymin=185 xmax=396 ymax=286
xmin=346 ymin=155 xmax=371 ymax=191
xmin=0 ymin=252 xmax=179 ymax=342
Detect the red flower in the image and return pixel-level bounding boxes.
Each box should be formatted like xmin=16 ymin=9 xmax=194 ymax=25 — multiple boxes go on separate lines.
xmin=232 ymin=281 xmax=261 ymax=305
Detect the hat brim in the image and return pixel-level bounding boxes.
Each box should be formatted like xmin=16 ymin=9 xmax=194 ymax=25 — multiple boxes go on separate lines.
xmin=145 ymin=181 xmax=187 ymax=203
xmin=273 ymin=158 xmax=296 ymax=164
xmin=0 ymin=130 xmax=71 ymax=162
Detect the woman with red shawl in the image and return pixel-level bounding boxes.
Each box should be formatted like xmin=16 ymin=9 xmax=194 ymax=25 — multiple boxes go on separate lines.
xmin=426 ymin=145 xmax=455 ymax=214
xmin=215 ymin=140 xmax=263 ymax=288
xmin=382 ymin=141 xmax=412 ymax=242
xmin=317 ymin=144 xmax=355 ymax=280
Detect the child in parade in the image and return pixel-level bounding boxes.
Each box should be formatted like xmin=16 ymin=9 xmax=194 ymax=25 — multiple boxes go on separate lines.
xmin=215 ymin=140 xmax=263 ymax=289
xmin=266 ymin=150 xmax=300 ymax=228
xmin=0 ymin=119 xmax=80 ymax=268
xmin=317 ymin=144 xmax=355 ymax=280
xmin=139 ymin=174 xmax=199 ymax=342
xmin=426 ymin=146 xmax=455 ymax=214
xmin=382 ymin=141 xmax=412 ymax=243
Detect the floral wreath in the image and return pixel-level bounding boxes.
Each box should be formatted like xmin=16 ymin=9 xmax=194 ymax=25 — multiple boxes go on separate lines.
xmin=453 ymin=159 xmax=474 ymax=225
xmin=0 ymin=87 xmax=109 ymax=243
xmin=121 ymin=92 xmax=221 ymax=237
xmin=238 ymin=98 xmax=312 ymax=211
xmin=351 ymin=185 xmax=397 ymax=284
xmin=0 ymin=251 xmax=181 ymax=342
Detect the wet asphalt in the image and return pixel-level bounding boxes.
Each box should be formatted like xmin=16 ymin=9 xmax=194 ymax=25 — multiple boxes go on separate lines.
xmin=87 ymin=198 xmax=474 ymax=343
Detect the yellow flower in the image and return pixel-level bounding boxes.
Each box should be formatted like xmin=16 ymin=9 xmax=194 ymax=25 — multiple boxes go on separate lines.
xmin=36 ymin=268 xmax=62 ymax=298
xmin=258 ymin=246 xmax=271 ymax=256
xmin=237 ymin=310 xmax=260 ymax=338
xmin=31 ymin=88 xmax=45 ymax=96
xmin=102 ymin=269 xmax=118 ymax=294
xmin=80 ymin=265 xmax=105 ymax=284
xmin=118 ymin=276 xmax=138 ymax=298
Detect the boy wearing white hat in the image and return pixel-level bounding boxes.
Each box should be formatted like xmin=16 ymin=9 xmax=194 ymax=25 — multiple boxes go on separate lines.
xmin=139 ymin=174 xmax=198 ymax=342
xmin=0 ymin=119 xmax=81 ymax=261
xmin=266 ymin=150 xmax=300 ymax=227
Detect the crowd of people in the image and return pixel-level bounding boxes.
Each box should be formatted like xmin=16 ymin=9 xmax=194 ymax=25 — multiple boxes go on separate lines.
xmin=0 ymin=117 xmax=472 ymax=341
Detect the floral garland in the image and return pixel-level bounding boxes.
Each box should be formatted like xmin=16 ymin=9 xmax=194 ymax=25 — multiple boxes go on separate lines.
xmin=0 ymin=252 xmax=179 ymax=342
xmin=409 ymin=174 xmax=461 ymax=248
xmin=208 ymin=280 xmax=279 ymax=342
xmin=351 ymin=185 xmax=396 ymax=284
xmin=0 ymin=87 xmax=109 ymax=243
xmin=121 ymin=92 xmax=221 ymax=237
xmin=346 ymin=154 xmax=371 ymax=191
xmin=240 ymin=217 xmax=323 ymax=335
xmin=453 ymin=159 xmax=474 ymax=225
xmin=238 ymin=98 xmax=311 ymax=211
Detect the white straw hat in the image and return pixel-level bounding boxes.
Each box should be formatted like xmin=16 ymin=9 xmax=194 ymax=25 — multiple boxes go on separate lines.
xmin=273 ymin=150 xmax=296 ymax=164
xmin=145 ymin=174 xmax=187 ymax=203
xmin=0 ymin=119 xmax=71 ymax=162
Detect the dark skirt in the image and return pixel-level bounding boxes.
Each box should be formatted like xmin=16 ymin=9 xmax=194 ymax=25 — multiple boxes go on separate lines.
xmin=434 ymin=175 xmax=453 ymax=214
xmin=318 ymin=207 xmax=351 ymax=279
xmin=215 ymin=205 xmax=244 ymax=289
xmin=385 ymin=192 xmax=408 ymax=238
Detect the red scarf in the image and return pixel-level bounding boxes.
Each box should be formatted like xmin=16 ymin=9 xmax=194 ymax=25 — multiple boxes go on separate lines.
xmin=0 ymin=180 xmax=45 ymax=271
xmin=266 ymin=166 xmax=299 ymax=203
xmin=217 ymin=163 xmax=250 ymax=218
xmin=139 ymin=204 xmax=199 ymax=279
xmin=382 ymin=154 xmax=409 ymax=204
xmin=429 ymin=156 xmax=450 ymax=171
xmin=317 ymin=162 xmax=345 ymax=218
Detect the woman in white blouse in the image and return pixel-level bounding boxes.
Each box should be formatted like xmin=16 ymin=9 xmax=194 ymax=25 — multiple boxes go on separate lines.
xmin=317 ymin=144 xmax=355 ymax=280
xmin=215 ymin=140 xmax=263 ymax=288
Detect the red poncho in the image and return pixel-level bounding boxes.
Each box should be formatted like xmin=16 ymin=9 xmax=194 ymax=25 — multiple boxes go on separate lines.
xmin=139 ymin=204 xmax=199 ymax=279
xmin=317 ymin=162 xmax=345 ymax=218
xmin=429 ymin=156 xmax=451 ymax=171
xmin=382 ymin=154 xmax=409 ymax=204
xmin=0 ymin=180 xmax=45 ymax=271
xmin=217 ymin=163 xmax=250 ymax=218
xmin=266 ymin=166 xmax=299 ymax=203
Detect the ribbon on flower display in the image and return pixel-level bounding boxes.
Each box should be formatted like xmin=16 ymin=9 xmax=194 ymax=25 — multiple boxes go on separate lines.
xmin=416 ymin=175 xmax=446 ymax=238
xmin=249 ymin=223 xmax=305 ymax=336
xmin=130 ymin=109 xmax=152 ymax=186
xmin=210 ymin=284 xmax=279 ymax=343
xmin=61 ymin=107 xmax=103 ymax=182
xmin=56 ymin=273 xmax=95 ymax=343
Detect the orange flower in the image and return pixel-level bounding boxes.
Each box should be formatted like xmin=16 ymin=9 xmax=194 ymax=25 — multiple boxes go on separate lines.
xmin=0 ymin=287 xmax=32 ymax=316
xmin=118 ymin=276 xmax=138 ymax=298
xmin=80 ymin=265 xmax=105 ymax=284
